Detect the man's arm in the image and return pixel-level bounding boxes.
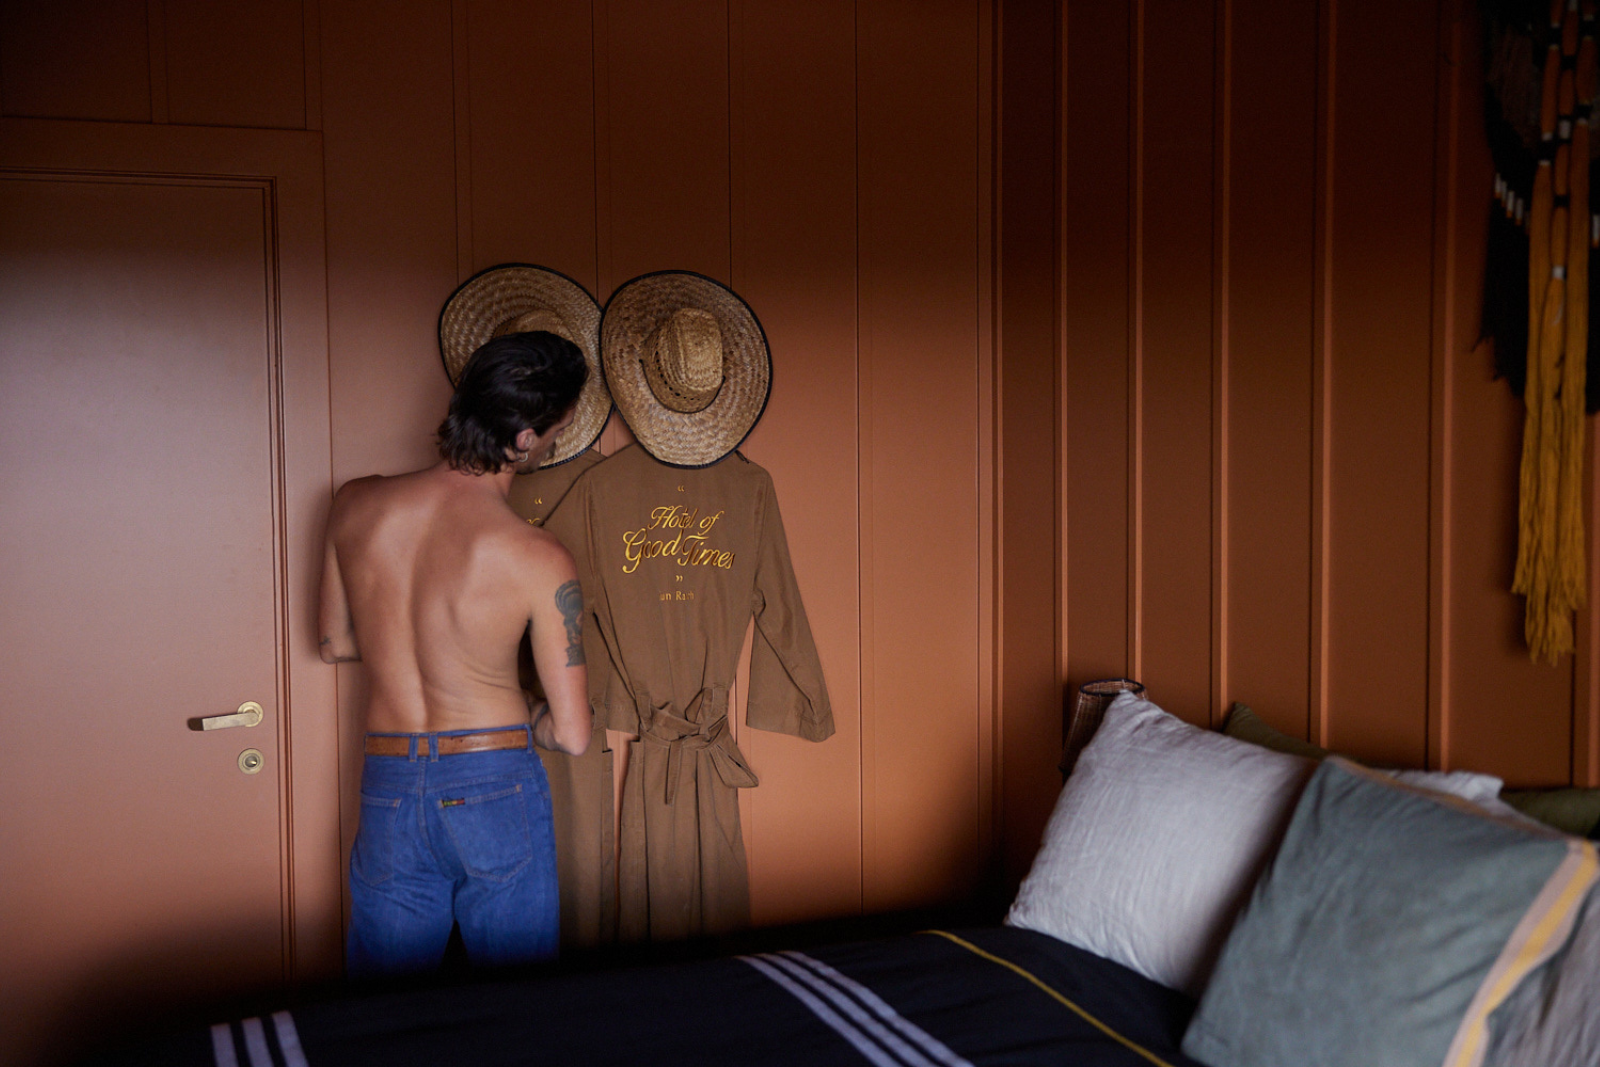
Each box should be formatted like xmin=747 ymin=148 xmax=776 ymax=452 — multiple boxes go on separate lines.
xmin=525 ymin=544 xmax=590 ymax=755
xmin=318 ymin=514 xmax=360 ymax=664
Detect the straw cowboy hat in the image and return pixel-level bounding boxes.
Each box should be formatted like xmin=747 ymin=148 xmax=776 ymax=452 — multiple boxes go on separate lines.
xmin=600 ymin=271 xmax=771 ymax=468
xmin=438 ymin=263 xmax=611 ymax=468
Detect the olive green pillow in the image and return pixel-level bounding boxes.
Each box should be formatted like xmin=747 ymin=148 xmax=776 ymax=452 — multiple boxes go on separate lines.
xmin=1221 ymin=703 xmax=1332 ymax=762
xmin=1222 ymin=703 xmax=1600 ymax=839
xmin=1500 ymin=787 xmax=1600 ymax=839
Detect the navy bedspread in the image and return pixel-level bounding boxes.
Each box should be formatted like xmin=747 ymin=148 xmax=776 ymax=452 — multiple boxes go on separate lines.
xmin=94 ymin=928 xmax=1207 ymax=1067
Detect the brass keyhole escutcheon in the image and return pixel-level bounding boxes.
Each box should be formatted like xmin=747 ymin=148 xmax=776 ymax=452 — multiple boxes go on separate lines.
xmin=238 ymin=749 xmax=264 ymax=775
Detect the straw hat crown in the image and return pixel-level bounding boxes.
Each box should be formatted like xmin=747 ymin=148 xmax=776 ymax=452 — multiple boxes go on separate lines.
xmin=644 ymin=308 xmax=726 ymax=414
xmin=602 ymin=271 xmax=770 ymax=468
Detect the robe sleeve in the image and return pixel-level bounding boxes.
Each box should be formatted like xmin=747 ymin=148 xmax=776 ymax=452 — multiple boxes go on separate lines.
xmin=746 ymin=469 xmax=834 ymax=741
xmin=543 ymin=471 xmax=640 ymax=734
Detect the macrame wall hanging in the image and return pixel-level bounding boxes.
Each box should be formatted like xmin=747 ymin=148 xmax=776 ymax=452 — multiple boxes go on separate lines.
xmin=1482 ymin=0 xmax=1600 ymax=662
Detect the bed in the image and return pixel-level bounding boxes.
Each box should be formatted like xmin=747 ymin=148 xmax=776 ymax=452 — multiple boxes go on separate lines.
xmin=88 ymin=690 xmax=1600 ymax=1067
xmin=106 ymin=926 xmax=1202 ymax=1067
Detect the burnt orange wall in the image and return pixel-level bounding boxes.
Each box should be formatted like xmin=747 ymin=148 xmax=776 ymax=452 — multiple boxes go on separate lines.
xmin=7 ymin=0 xmax=1589 ymax=984
xmin=1061 ymin=0 xmax=1599 ymax=789
xmin=3 ymin=0 xmax=1046 ymax=935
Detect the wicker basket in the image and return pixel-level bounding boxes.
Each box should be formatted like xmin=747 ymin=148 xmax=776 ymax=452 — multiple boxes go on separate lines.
xmin=1059 ymin=678 xmax=1146 ymax=779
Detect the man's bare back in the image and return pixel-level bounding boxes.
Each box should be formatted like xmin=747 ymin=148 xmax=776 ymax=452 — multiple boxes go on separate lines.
xmin=319 ymin=454 xmax=590 ymax=755
xmin=328 ymin=329 xmax=593 ymax=976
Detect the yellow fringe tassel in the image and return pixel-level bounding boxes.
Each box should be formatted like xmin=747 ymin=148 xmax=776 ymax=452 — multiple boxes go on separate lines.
xmin=1514 ymin=19 xmax=1592 ymax=665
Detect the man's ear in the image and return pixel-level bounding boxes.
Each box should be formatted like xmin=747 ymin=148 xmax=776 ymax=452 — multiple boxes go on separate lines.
xmin=515 ymin=427 xmax=538 ymax=454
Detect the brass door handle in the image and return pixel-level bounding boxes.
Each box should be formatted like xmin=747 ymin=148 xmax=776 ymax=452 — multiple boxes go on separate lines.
xmin=190 ymin=701 xmax=264 ymax=731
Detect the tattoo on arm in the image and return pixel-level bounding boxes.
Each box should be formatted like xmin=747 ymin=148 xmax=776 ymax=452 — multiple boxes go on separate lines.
xmin=555 ymin=579 xmax=585 ymax=666
xmin=319 ymin=636 xmax=332 ymax=647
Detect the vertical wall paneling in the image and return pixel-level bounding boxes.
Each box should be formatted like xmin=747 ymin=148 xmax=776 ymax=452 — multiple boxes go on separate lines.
xmin=728 ymin=0 xmax=863 ymax=925
xmin=1210 ymin=0 xmax=1231 ymax=726
xmin=590 ymin=1 xmax=636 ymax=457
xmin=1137 ymin=0 xmax=1216 ymax=723
xmin=591 ymin=0 xmax=615 ymax=299
xmin=1309 ymin=0 xmax=1336 ymax=748
xmin=976 ymin=0 xmax=997 ymax=895
xmin=1223 ymin=0 xmax=1318 ymax=739
xmin=600 ymin=0 xmax=731 ymax=284
xmin=1129 ymin=0 xmax=1145 ymax=686
xmin=1585 ymin=430 xmax=1600 ymax=785
xmin=463 ymin=0 xmax=598 ymax=288
xmin=858 ymin=0 xmax=983 ymax=911
xmin=1063 ymin=0 xmax=1134 ymax=687
xmin=855 ymin=0 xmax=882 ymax=915
xmin=1429 ymin=0 xmax=1462 ymax=770
xmin=996 ymin=0 xmax=1063 ymax=886
xmin=1320 ymin=0 xmax=1437 ymax=766
xmin=1061 ymin=0 xmax=1591 ymax=786
xmin=451 ymin=0 xmax=473 ymax=281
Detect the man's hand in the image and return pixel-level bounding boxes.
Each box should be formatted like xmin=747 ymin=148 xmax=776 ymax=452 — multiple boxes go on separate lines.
xmin=525 ymin=694 xmax=579 ymax=753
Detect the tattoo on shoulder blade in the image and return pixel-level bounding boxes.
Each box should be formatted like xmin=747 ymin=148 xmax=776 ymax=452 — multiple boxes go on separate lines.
xmin=555 ymin=579 xmax=585 ymax=666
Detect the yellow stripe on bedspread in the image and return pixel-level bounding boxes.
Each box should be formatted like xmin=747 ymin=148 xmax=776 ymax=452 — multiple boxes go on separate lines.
xmin=923 ymin=930 xmax=1179 ymax=1067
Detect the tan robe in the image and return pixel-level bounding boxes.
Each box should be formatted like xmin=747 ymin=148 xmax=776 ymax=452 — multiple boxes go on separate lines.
xmin=507 ymin=448 xmax=618 ymax=948
xmin=545 ymin=444 xmax=833 ymax=942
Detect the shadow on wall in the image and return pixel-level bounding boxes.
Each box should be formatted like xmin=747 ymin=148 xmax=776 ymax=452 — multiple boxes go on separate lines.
xmin=20 ymin=914 xmax=294 ymax=1067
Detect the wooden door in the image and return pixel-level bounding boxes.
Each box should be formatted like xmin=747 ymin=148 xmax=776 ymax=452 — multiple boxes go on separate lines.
xmin=0 ymin=120 xmax=339 ymax=1065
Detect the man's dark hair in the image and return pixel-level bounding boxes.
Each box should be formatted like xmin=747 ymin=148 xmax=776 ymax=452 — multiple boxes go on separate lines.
xmin=437 ymin=331 xmax=588 ymax=474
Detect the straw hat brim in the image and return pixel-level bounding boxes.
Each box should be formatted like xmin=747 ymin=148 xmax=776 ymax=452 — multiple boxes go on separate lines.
xmin=438 ymin=264 xmax=611 ymax=468
xmin=601 ymin=271 xmax=771 ymax=468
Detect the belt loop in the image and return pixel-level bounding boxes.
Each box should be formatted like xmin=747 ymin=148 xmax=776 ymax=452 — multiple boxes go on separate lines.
xmin=407 ymin=735 xmax=418 ymax=762
xmin=428 ymin=733 xmax=441 ymax=762
xmin=525 ymin=723 xmax=534 ymax=753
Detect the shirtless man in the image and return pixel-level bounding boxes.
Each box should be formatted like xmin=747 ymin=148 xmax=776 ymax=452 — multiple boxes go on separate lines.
xmin=319 ymin=330 xmax=591 ymax=977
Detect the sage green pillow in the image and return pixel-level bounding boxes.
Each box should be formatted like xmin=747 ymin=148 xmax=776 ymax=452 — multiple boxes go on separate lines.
xmin=1223 ymin=703 xmax=1600 ymax=839
xmin=1183 ymin=758 xmax=1600 ymax=1067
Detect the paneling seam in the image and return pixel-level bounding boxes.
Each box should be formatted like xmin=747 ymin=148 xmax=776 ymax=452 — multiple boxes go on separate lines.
xmin=1211 ymin=0 xmax=1233 ymax=726
xmin=1129 ymin=0 xmax=1146 ymax=681
xmin=1309 ymin=0 xmax=1337 ymax=747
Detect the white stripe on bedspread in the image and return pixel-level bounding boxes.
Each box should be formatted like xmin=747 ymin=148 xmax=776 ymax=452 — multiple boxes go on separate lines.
xmin=740 ymin=952 xmax=974 ymax=1067
xmin=209 ymin=1014 xmax=308 ymax=1067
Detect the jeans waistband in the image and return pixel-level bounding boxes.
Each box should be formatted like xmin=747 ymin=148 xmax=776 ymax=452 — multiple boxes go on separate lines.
xmin=364 ymin=725 xmax=533 ymax=760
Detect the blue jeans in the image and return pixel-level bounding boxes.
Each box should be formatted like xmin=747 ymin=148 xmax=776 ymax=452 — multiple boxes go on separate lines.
xmin=347 ymin=726 xmax=559 ymax=978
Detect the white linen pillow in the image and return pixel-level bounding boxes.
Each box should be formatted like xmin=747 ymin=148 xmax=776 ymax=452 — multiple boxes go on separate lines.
xmin=1006 ymin=691 xmax=1314 ymax=997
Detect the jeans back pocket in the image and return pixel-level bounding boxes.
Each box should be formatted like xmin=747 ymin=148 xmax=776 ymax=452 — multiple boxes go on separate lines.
xmin=352 ymin=793 xmax=403 ymax=886
xmin=438 ymin=784 xmax=533 ymax=882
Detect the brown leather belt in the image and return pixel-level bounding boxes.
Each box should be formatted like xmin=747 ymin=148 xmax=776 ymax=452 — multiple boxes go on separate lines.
xmin=364 ymin=729 xmax=528 ymax=757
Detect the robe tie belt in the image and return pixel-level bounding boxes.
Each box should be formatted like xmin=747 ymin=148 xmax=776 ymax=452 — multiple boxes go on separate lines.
xmin=636 ymin=686 xmax=760 ymax=804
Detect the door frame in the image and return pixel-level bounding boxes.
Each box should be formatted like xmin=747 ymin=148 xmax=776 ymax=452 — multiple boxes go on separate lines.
xmin=1 ymin=117 xmax=342 ymax=983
